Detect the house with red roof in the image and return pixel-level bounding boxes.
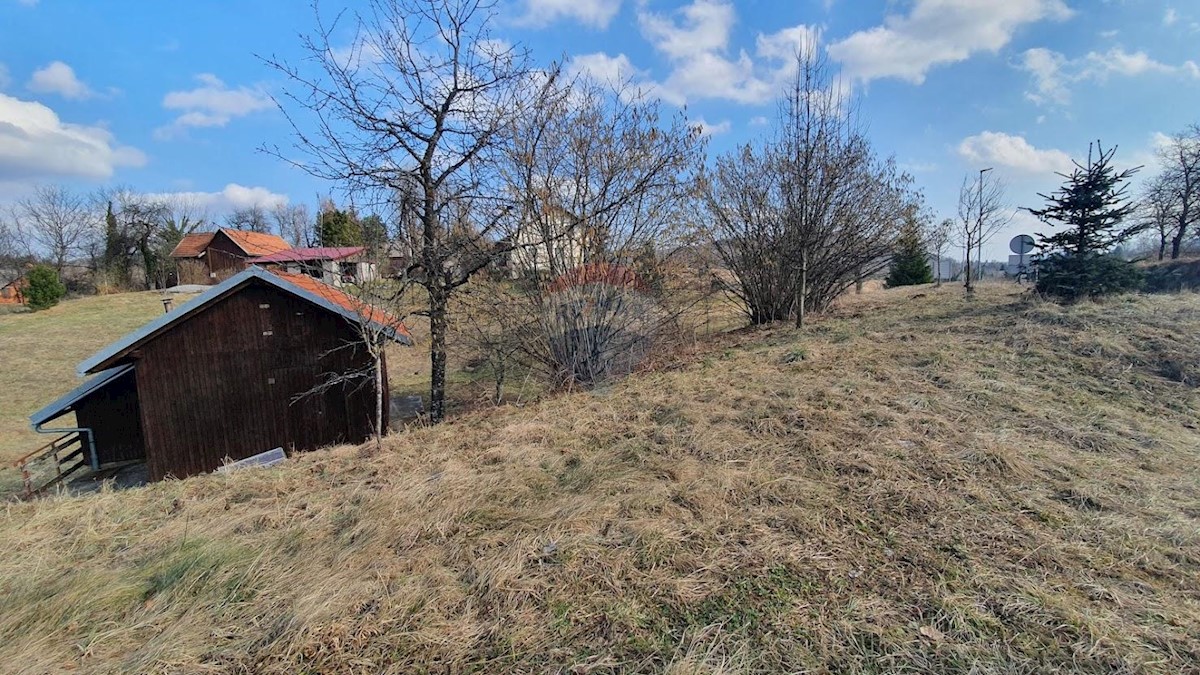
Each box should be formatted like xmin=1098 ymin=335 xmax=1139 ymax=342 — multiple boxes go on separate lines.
xmin=20 ymin=267 xmax=411 ymax=492
xmin=169 ymin=229 xmax=293 ymax=285
xmin=251 ymin=246 xmax=377 ymax=287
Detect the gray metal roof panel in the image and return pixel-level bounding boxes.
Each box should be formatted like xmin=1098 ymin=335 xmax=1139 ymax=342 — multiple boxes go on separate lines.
xmin=29 ymin=364 xmax=135 ymax=428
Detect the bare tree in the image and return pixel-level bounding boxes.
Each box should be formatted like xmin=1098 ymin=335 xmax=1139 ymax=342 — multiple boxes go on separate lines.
xmin=158 ymin=196 xmax=210 ymax=285
xmin=458 ymin=279 xmax=526 ymax=404
xmin=266 ymin=0 xmax=559 ymax=422
xmin=703 ymin=43 xmax=917 ymax=325
xmin=491 ymin=75 xmax=703 ymax=387
xmin=0 ymin=217 xmax=28 ymax=290
xmin=272 ymin=203 xmax=313 ymax=247
xmin=1139 ymin=173 xmax=1177 ymax=261
xmin=1151 ymin=124 xmax=1200 ymax=259
xmin=12 ymin=185 xmax=97 ymax=274
xmin=926 ymin=217 xmax=953 ymax=286
xmin=226 ymin=205 xmax=271 ymax=233
xmin=954 ymin=171 xmax=1010 ymax=292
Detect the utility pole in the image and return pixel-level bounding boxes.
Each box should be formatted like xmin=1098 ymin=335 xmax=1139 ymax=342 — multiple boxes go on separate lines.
xmin=973 ymin=167 xmax=992 ymax=291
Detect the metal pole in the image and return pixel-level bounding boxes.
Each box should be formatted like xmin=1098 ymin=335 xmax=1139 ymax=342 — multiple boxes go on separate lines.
xmin=977 ymin=168 xmax=992 ymax=284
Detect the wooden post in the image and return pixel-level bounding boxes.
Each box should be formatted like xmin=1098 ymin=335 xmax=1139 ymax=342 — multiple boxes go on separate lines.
xmin=796 ymin=248 xmax=808 ymax=329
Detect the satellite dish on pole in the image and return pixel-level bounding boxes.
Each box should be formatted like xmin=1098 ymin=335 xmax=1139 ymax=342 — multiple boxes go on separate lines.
xmin=1008 ymin=235 xmax=1036 ymax=283
xmin=1009 ymin=234 xmax=1035 ymax=255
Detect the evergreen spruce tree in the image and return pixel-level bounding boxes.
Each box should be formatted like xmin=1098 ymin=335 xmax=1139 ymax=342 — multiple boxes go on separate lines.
xmin=317 ymin=205 xmax=364 ymax=247
xmin=102 ymin=201 xmax=132 ymax=287
xmin=1029 ymin=142 xmax=1145 ymax=301
xmin=25 ymin=264 xmax=66 ymax=310
xmin=885 ymin=223 xmax=933 ymax=288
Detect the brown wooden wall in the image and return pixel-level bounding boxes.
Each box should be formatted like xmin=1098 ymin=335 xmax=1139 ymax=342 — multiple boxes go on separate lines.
xmin=175 ymin=260 xmax=210 ymax=286
xmin=75 ymin=369 xmax=146 ymax=465
xmin=132 ymin=281 xmax=385 ymax=480
xmin=205 ymin=231 xmax=250 ymax=282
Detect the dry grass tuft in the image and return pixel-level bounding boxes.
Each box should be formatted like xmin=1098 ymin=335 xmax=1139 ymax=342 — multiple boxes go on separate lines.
xmin=2 ymin=282 xmax=1200 ymax=672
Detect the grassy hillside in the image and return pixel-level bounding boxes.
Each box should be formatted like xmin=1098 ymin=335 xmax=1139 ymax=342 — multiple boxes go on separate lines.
xmin=1 ymin=285 xmax=1199 ymax=673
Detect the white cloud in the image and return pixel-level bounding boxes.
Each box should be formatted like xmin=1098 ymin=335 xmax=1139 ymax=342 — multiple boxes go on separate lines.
xmin=957 ymin=131 xmax=1072 ymax=174
xmin=568 ymin=52 xmax=643 ymax=87
xmin=1084 ymin=48 xmax=1184 ymax=78
xmin=828 ymin=0 xmax=1072 ymax=84
xmin=27 ymin=61 xmax=94 ymax=100
xmin=145 ymin=183 xmax=289 ymax=213
xmin=749 ymin=115 xmax=769 ymax=127
xmin=691 ymin=118 xmax=731 ymax=136
xmin=635 ymin=0 xmax=818 ymax=105
xmin=1164 ymin=8 xmax=1178 ymax=26
xmin=0 ymin=63 xmax=10 ymax=91
xmin=0 ymin=92 xmax=146 ymax=184
xmin=516 ymin=0 xmax=622 ymax=29
xmin=1125 ymin=131 xmax=1174 ymax=177
xmin=1020 ymin=47 xmax=1070 ymax=105
xmin=155 ymin=74 xmax=272 ymax=140
xmin=1020 ymin=46 xmax=1200 ymax=106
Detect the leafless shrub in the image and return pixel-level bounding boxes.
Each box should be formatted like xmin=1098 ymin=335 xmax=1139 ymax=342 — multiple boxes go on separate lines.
xmin=701 ymin=42 xmax=919 ymax=326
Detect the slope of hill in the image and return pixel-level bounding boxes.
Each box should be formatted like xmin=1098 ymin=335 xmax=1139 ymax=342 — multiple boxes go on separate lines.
xmin=1 ymin=285 xmax=1198 ymax=673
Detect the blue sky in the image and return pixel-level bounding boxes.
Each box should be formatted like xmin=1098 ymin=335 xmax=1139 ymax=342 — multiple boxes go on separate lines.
xmin=2 ymin=0 xmax=1198 ymax=258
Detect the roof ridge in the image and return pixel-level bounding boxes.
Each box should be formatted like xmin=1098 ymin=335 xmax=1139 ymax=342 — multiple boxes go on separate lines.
xmin=75 ymin=267 xmax=410 ymax=375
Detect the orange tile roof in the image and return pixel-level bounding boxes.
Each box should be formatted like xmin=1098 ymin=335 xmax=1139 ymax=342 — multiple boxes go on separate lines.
xmin=169 ymin=232 xmax=216 ymax=258
xmin=271 ymin=270 xmax=412 ymax=340
xmin=220 ymin=229 xmax=293 ymax=257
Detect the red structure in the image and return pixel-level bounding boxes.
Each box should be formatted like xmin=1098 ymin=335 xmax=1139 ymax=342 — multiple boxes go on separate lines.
xmin=169 ymin=229 xmax=293 ymax=285
xmin=0 ymin=275 xmax=26 ymax=305
xmin=27 ymin=267 xmax=411 ymax=484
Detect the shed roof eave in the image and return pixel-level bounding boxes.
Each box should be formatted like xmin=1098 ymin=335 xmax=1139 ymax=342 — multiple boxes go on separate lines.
xmin=29 ymin=364 xmax=135 ymax=428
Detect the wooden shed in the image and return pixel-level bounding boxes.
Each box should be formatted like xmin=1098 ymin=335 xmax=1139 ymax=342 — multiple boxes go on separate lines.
xmin=28 ymin=267 xmax=411 ymax=483
xmin=170 ymin=229 xmax=293 ymax=285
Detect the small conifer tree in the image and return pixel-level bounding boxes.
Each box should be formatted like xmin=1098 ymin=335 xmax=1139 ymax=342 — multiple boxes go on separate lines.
xmin=25 ymin=264 xmax=66 ymax=311
xmin=1028 ymin=142 xmax=1145 ymax=301
xmin=885 ymin=224 xmax=933 ymax=288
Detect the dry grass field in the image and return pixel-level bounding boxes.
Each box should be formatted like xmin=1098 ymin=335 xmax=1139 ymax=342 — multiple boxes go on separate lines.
xmin=1 ymin=283 xmax=1199 ymax=673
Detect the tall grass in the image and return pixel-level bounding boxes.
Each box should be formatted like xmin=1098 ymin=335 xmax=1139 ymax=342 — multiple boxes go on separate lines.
xmin=0 ymin=283 xmax=1198 ymax=672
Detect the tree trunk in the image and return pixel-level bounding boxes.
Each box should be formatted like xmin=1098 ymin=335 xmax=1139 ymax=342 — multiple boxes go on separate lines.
xmin=1171 ymin=220 xmax=1186 ymax=259
xmin=374 ymin=347 xmax=384 ymax=452
xmin=1172 ymin=188 xmax=1192 ymax=259
xmin=493 ymin=355 xmax=505 ymax=406
xmin=963 ymin=242 xmax=973 ymax=295
xmin=429 ymin=288 xmax=449 ymax=423
xmin=795 ymin=248 xmax=808 ymax=329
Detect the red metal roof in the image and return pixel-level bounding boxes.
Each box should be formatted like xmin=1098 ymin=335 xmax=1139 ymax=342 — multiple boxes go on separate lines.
xmin=252 ymin=246 xmax=366 ymax=264
xmin=547 ymin=263 xmax=651 ymax=294
xmin=169 ymin=232 xmax=216 ymax=258
xmin=270 ymin=270 xmax=413 ymax=341
xmin=219 ymin=229 xmax=293 ymax=257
